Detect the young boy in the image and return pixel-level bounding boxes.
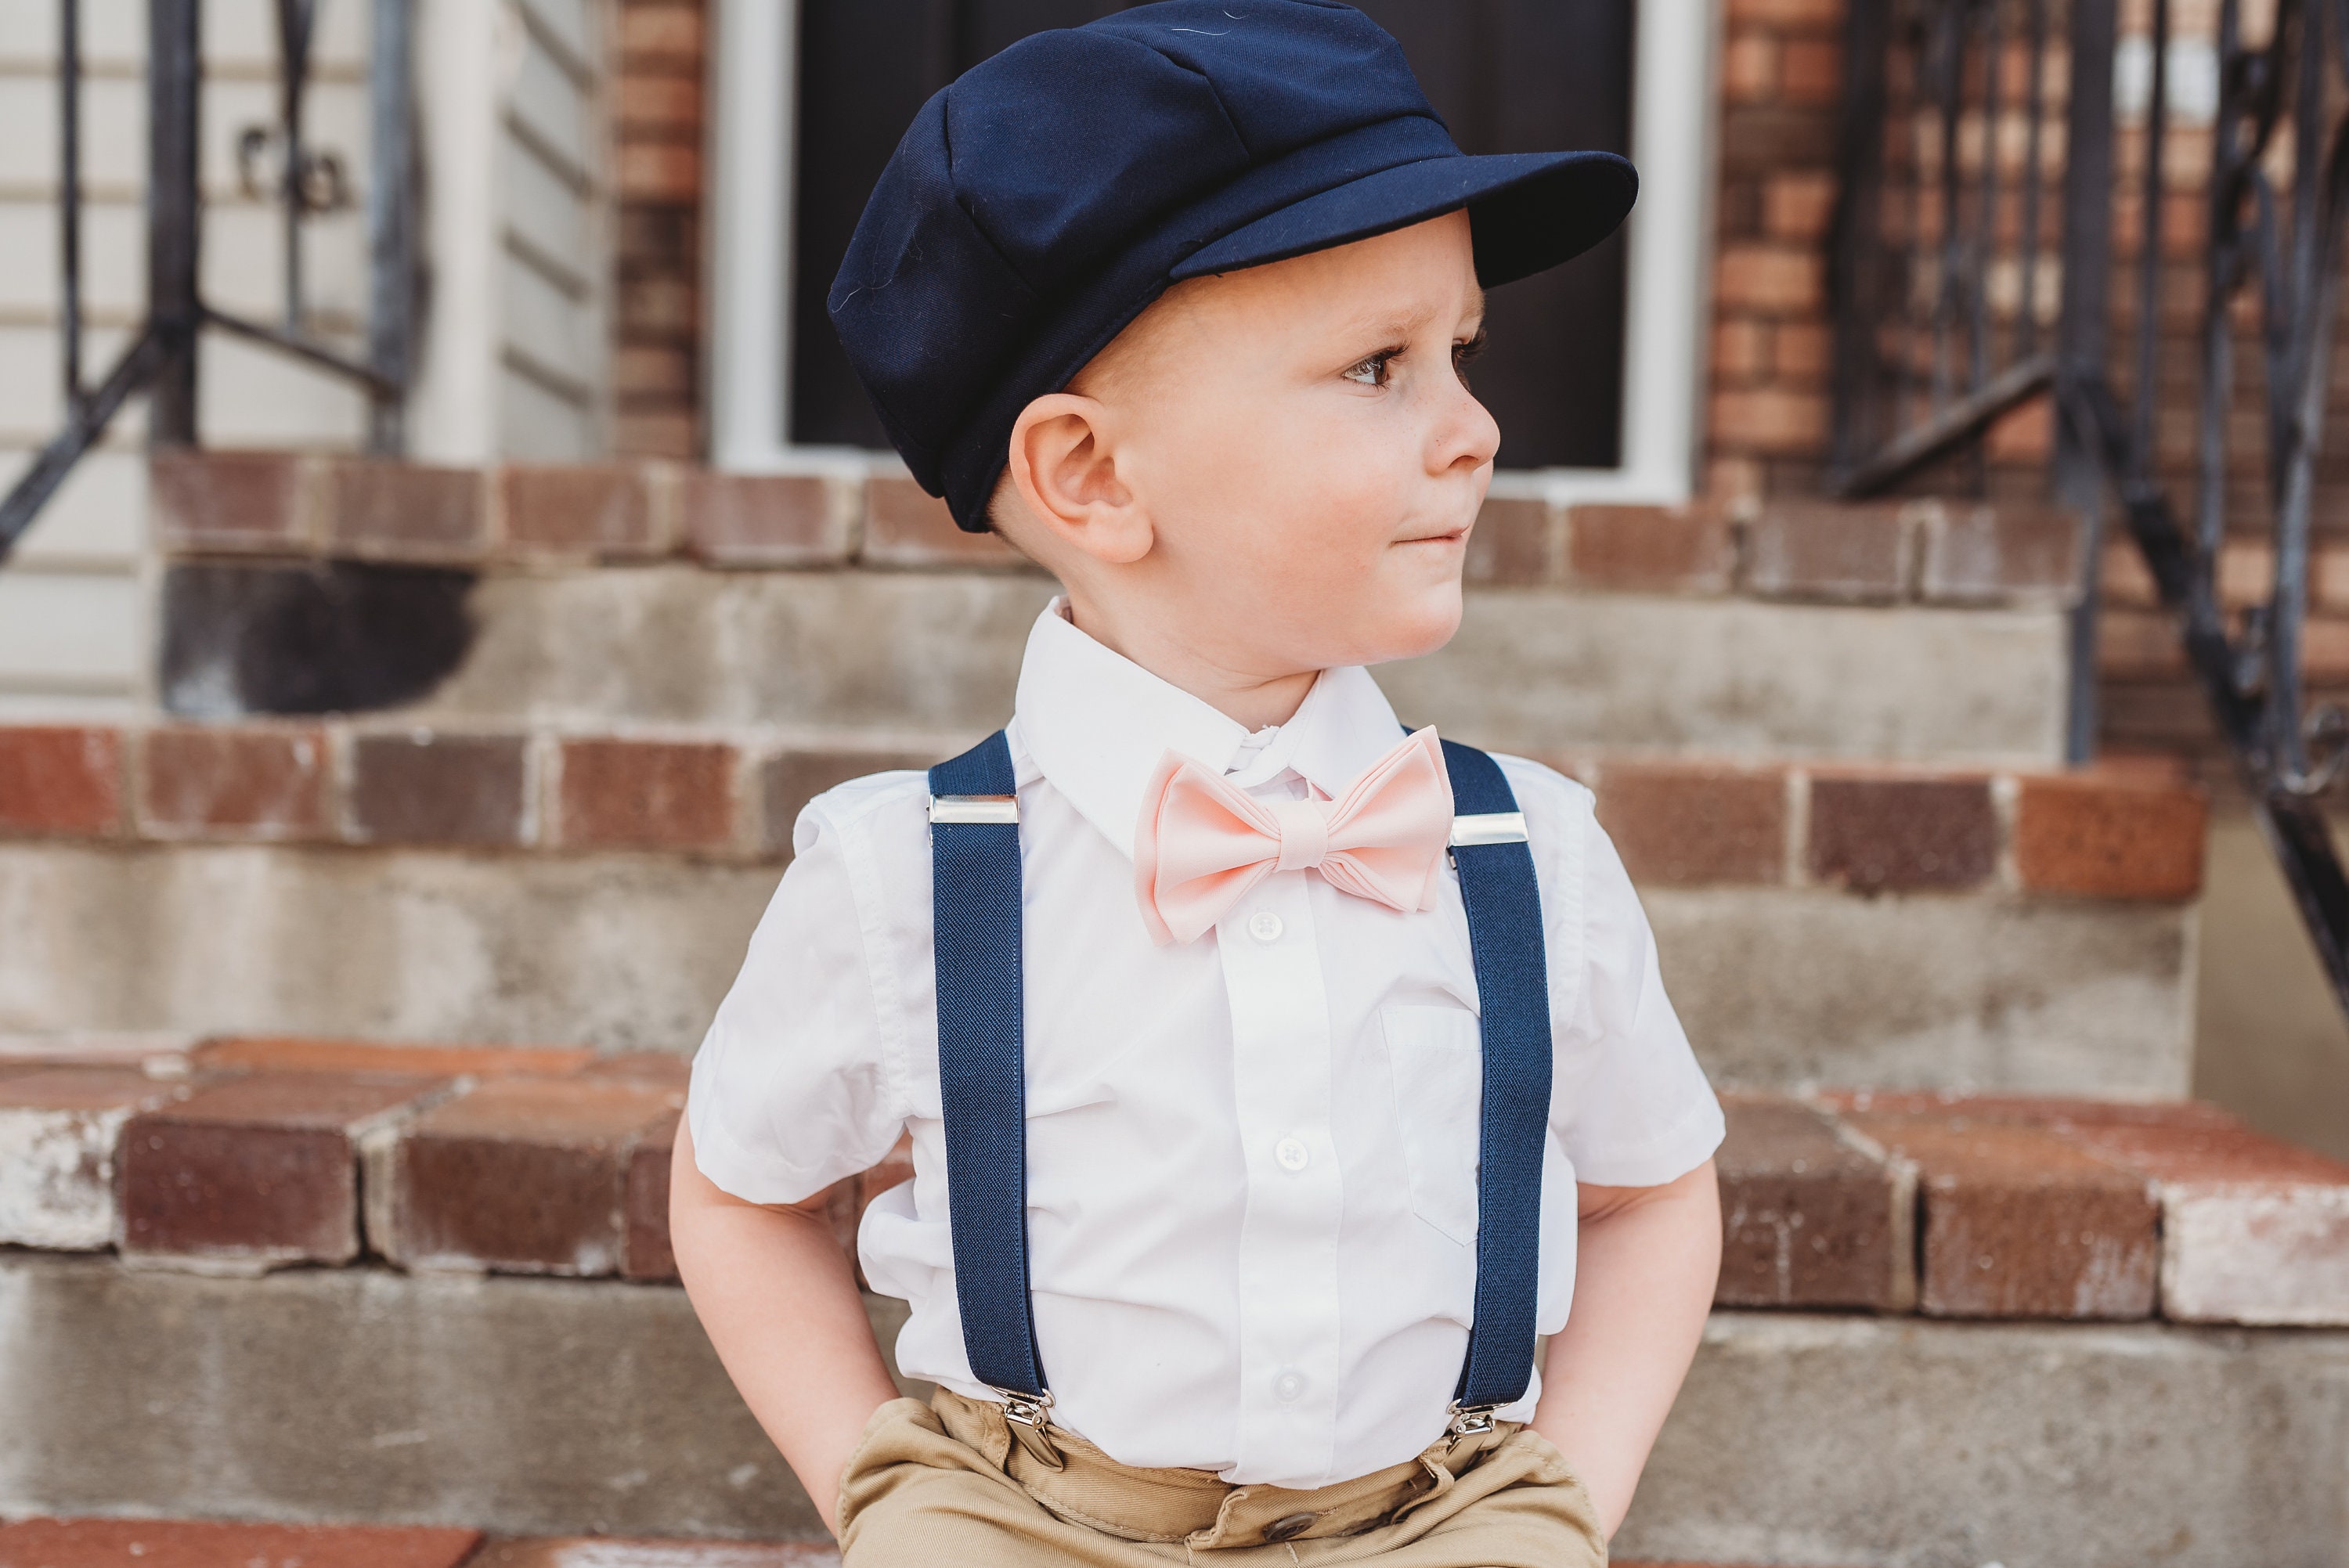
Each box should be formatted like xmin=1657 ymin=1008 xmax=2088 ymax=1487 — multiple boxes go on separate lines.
xmin=673 ymin=4 xmax=1725 ymax=1562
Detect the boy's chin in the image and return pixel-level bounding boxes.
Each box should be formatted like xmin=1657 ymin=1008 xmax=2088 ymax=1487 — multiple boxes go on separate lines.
xmin=1356 ymin=591 xmax=1464 ymax=666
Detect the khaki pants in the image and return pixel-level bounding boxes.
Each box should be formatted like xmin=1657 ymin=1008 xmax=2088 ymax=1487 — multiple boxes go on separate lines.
xmin=836 ymin=1389 xmax=1607 ymax=1566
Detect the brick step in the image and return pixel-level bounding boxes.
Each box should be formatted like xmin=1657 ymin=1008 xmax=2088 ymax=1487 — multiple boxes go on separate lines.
xmin=0 ymin=1519 xmax=1783 ymax=1568
xmin=2 ymin=1257 xmax=2340 ymax=1566
xmin=155 ymin=452 xmax=2084 ymax=765
xmin=0 ymin=726 xmax=2205 ymax=1089
xmin=5 ymin=1042 xmax=2341 ymax=1329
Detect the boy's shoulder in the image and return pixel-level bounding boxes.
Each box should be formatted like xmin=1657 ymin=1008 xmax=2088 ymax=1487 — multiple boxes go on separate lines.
xmin=1479 ymin=748 xmax=1596 ymax=817
xmin=789 ymin=766 xmax=933 ymax=856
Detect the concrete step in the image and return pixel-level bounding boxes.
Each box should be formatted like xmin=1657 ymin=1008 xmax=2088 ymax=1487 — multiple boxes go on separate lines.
xmin=0 ymin=723 xmax=2206 ymax=1093
xmin=2 ymin=1257 xmax=2341 ymax=1566
xmin=6 ymin=1058 xmax=2346 ymax=1564
xmin=151 ymin=452 xmax=2087 ymax=766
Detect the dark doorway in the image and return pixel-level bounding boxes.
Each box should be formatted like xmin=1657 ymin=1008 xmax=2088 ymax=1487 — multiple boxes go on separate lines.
xmin=789 ymin=1 xmax=1634 ymax=469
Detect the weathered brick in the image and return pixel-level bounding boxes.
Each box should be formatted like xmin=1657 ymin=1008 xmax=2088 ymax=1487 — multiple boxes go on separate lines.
xmin=0 ymin=726 xmax=122 ymax=836
xmin=615 ymin=344 xmax=694 ymax=399
xmin=685 ymin=472 xmax=854 ymax=567
xmin=503 ymin=464 xmax=666 ymax=558
xmin=1724 ymin=0 xmax=1844 ymax=27
xmin=0 ymin=1519 xmax=485 ymax=1568
xmin=579 ymin=1052 xmax=694 ymax=1089
xmin=193 ymin=1036 xmax=594 ymax=1078
xmin=1722 ymin=32 xmax=1780 ymax=101
xmin=617 ymin=74 xmax=702 ymax=131
xmin=1817 ymin=1090 xmax=2241 ymax=1131
xmin=467 ymin=1537 xmax=837 ymax=1568
xmin=2012 ymin=773 xmax=2207 ymax=899
xmin=1714 ymin=245 xmax=1826 ymax=313
xmin=760 ymin=748 xmax=945 ymax=855
xmin=2094 ymin=606 xmax=2185 ymax=678
xmin=150 ymin=449 xmax=312 ymax=551
xmin=1709 ymin=387 xmax=1831 ymax=454
xmin=1712 ymin=318 xmax=1772 ymax=380
xmin=612 ymin=410 xmax=700 ymax=460
xmin=1463 ymin=496 xmax=1557 ymax=585
xmin=861 ymin=476 xmax=1023 ymax=568
xmin=1807 ymin=773 xmax=1997 ymax=891
xmin=557 ymin=738 xmax=738 ymax=852
xmin=618 ymin=5 xmax=705 ymax=60
xmin=120 ymin=1071 xmax=446 ymax=1269
xmin=2053 ymin=1119 xmax=2349 ymax=1325
xmin=1918 ymin=503 xmax=2084 ymax=604
xmin=138 ymin=725 xmax=330 ymax=839
xmin=0 ymin=1069 xmax=176 ymax=1249
xmin=1762 ymin=170 xmax=1838 ymax=240
xmin=1716 ymin=1093 xmax=1915 ymax=1310
xmin=1568 ymin=503 xmax=1737 ymax=594
xmin=1594 ymin=760 xmax=1788 ymax=885
xmin=626 ymin=1108 xmax=683 ymax=1281
xmin=0 ymin=1031 xmax=196 ymax=1073
xmin=619 ymin=142 xmax=702 ymax=201
xmin=1781 ymin=37 xmax=1844 ymax=102
xmin=1842 ymin=1112 xmax=2161 ymax=1319
xmin=329 ymin=460 xmax=487 ymax=558
xmin=1745 ymin=502 xmax=1911 ymax=601
xmin=374 ymin=1077 xmax=681 ymax=1275
xmin=347 ymin=732 xmax=531 ymax=847
xmin=1773 ymin=320 xmax=1831 ymax=380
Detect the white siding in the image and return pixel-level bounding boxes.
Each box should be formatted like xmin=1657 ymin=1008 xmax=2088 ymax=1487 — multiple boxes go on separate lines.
xmin=0 ymin=0 xmax=616 ymax=712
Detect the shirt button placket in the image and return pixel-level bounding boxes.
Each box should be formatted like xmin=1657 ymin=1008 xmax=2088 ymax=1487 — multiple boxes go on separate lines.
xmin=1215 ymin=870 xmax=1341 ymax=1484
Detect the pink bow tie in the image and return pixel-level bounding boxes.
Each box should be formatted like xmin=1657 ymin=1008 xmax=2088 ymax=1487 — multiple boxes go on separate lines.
xmin=1132 ymin=726 xmax=1454 ymax=946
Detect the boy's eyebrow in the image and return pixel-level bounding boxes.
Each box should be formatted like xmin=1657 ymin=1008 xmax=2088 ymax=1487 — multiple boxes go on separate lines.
xmin=1338 ymin=287 xmax=1490 ymax=344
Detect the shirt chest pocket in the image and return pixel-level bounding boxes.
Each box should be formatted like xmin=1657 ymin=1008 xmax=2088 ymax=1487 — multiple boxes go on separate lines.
xmin=1380 ymin=1004 xmax=1484 ymax=1247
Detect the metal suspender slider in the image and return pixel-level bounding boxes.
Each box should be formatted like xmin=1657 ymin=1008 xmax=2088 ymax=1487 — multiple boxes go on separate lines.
xmin=931 ymin=795 xmax=1019 ymax=824
xmin=1448 ymin=811 xmax=1528 ymax=848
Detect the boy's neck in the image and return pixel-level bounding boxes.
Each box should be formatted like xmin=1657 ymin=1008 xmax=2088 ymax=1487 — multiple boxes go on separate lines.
xmin=1063 ymin=594 xmax=1319 ymax=733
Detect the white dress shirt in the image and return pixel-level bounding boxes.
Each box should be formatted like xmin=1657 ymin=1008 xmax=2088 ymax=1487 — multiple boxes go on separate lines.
xmin=689 ymin=600 xmax=1723 ymax=1489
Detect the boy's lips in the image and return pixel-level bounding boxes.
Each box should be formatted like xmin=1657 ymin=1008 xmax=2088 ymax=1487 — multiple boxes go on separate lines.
xmin=1395 ymin=525 xmax=1470 ymax=546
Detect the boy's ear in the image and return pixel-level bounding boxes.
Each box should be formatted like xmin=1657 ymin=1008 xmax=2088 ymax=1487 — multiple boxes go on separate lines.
xmin=1004 ymin=393 xmax=1153 ymax=565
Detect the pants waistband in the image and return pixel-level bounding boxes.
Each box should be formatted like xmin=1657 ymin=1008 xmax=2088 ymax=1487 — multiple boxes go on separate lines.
xmin=929 ymin=1387 xmax=1516 ymax=1550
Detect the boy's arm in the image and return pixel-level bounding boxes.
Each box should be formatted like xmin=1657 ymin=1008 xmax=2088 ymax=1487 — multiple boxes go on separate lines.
xmin=1530 ymin=1159 xmax=1722 ymax=1539
xmin=670 ymin=1119 xmax=904 ymax=1534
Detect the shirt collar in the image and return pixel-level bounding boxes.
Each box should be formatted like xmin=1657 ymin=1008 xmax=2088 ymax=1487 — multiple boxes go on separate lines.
xmin=1012 ymin=598 xmax=1409 ymax=860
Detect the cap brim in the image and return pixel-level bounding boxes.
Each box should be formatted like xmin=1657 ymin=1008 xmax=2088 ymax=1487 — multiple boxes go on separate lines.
xmin=1170 ymin=149 xmax=1636 ymax=288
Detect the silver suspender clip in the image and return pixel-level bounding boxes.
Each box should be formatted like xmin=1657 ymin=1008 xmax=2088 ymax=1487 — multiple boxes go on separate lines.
xmin=1447 ymin=811 xmax=1528 ymax=867
xmin=1445 ymin=1400 xmax=1500 ymax=1448
xmin=996 ymin=1386 xmax=1055 ymax=1428
xmin=931 ymin=794 xmax=1020 ymax=825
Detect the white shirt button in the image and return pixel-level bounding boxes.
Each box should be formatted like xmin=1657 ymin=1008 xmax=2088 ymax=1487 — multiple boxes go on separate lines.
xmin=1274 ymin=1136 xmax=1310 ymax=1172
xmin=1273 ymin=1369 xmax=1308 ymax=1402
xmin=1247 ymin=910 xmax=1284 ymax=943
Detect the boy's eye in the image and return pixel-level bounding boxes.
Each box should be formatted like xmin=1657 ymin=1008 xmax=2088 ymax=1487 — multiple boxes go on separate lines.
xmin=1452 ymin=327 xmax=1488 ymax=385
xmin=1343 ymin=348 xmax=1400 ymax=387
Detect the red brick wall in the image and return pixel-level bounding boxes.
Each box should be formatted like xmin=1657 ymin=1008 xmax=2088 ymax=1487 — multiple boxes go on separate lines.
xmin=1706 ymin=0 xmax=1845 ymax=506
xmin=612 ymin=0 xmax=707 ymax=460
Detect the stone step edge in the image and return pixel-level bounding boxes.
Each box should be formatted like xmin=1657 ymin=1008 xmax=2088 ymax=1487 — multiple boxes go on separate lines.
xmin=0 ymin=722 xmax=2207 ymax=902
xmin=0 ymin=1515 xmax=1794 ymax=1568
xmin=2 ymin=1039 xmax=2341 ymax=1328
xmin=152 ymin=449 xmax=2084 ymax=608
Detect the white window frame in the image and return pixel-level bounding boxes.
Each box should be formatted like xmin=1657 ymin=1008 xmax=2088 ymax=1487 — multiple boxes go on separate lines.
xmin=706 ymin=0 xmax=1719 ymax=506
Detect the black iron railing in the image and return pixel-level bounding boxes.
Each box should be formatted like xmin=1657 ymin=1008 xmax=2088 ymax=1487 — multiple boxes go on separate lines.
xmin=1832 ymin=0 xmax=2349 ymax=1011
xmin=0 ymin=0 xmax=417 ymax=566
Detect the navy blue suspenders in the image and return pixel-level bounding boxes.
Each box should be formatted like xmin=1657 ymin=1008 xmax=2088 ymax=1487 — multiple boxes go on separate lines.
xmin=926 ymin=730 xmax=1552 ymax=1436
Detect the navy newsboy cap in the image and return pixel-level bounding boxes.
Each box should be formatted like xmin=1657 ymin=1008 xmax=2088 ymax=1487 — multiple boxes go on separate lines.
xmin=828 ymin=0 xmax=1638 ymax=532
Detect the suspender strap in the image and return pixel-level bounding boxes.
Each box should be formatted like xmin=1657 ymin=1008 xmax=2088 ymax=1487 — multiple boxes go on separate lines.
xmin=928 ymin=731 xmax=1049 ymax=1405
xmin=926 ymin=729 xmax=1550 ymax=1426
xmin=1440 ymin=739 xmax=1552 ymax=1418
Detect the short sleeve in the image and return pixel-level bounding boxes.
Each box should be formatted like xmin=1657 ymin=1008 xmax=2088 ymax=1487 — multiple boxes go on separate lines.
xmin=1549 ymin=806 xmax=1726 ymax=1188
xmin=687 ymin=795 xmax=911 ymax=1205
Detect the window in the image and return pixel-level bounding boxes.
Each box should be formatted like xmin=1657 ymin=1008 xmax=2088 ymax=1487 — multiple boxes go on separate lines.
xmin=712 ymin=0 xmax=1712 ymax=499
